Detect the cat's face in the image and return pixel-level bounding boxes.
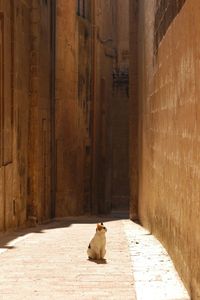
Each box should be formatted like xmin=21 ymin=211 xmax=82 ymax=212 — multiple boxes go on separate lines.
xmin=96 ymin=223 xmax=107 ymax=233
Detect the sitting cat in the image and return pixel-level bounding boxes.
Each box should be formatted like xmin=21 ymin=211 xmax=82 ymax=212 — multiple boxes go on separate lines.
xmin=87 ymin=223 xmax=107 ymax=260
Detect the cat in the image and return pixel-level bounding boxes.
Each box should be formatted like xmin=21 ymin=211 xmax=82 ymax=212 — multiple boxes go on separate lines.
xmin=87 ymin=222 xmax=107 ymax=260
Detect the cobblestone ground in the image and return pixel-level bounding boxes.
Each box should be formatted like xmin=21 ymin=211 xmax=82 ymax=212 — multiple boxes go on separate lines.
xmin=0 ymin=217 xmax=190 ymax=300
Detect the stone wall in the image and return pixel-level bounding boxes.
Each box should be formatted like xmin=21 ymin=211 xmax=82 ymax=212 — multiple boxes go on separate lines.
xmin=0 ymin=0 xmax=131 ymax=230
xmin=0 ymin=0 xmax=54 ymax=231
xmin=129 ymin=0 xmax=139 ymax=220
xmin=129 ymin=0 xmax=200 ymax=297
xmin=55 ymin=0 xmax=93 ymax=216
xmin=91 ymin=0 xmax=130 ymax=213
xmin=111 ymin=0 xmax=130 ymax=211
xmin=91 ymin=0 xmax=117 ymax=213
xmin=0 ymin=0 xmax=31 ymax=231
xmin=77 ymin=11 xmax=93 ymax=213
xmin=28 ymin=0 xmax=54 ymax=223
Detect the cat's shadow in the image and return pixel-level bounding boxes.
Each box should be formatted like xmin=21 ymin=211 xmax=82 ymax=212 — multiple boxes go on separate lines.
xmin=87 ymin=258 xmax=107 ymax=264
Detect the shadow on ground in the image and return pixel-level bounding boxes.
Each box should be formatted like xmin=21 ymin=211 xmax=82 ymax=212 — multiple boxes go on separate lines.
xmin=0 ymin=211 xmax=129 ymax=252
xmin=87 ymin=258 xmax=107 ymax=264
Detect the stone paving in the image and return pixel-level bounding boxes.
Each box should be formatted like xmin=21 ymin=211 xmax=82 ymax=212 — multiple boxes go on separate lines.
xmin=0 ymin=216 xmax=190 ymax=300
xmin=123 ymin=220 xmax=190 ymax=300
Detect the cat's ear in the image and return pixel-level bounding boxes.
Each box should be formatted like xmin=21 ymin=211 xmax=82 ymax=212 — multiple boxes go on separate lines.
xmin=97 ymin=223 xmax=102 ymax=231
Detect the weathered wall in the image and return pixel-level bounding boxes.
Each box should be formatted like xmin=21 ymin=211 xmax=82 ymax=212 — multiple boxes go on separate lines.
xmin=0 ymin=0 xmax=31 ymax=231
xmin=0 ymin=0 xmax=54 ymax=232
xmin=111 ymin=0 xmax=130 ymax=211
xmin=55 ymin=0 xmax=93 ymax=216
xmin=129 ymin=0 xmax=139 ymax=220
xmin=130 ymin=0 xmax=200 ymax=297
xmin=111 ymin=84 xmax=129 ymax=211
xmin=115 ymin=0 xmax=129 ymax=69
xmin=55 ymin=0 xmax=78 ymax=216
xmin=77 ymin=12 xmax=92 ymax=213
xmin=91 ymin=0 xmax=130 ymax=213
xmin=91 ymin=0 xmax=116 ymax=213
xmin=28 ymin=0 xmax=54 ymax=223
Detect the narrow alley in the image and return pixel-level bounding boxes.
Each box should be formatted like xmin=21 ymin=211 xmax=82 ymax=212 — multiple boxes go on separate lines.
xmin=0 ymin=216 xmax=189 ymax=300
xmin=0 ymin=0 xmax=199 ymax=299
